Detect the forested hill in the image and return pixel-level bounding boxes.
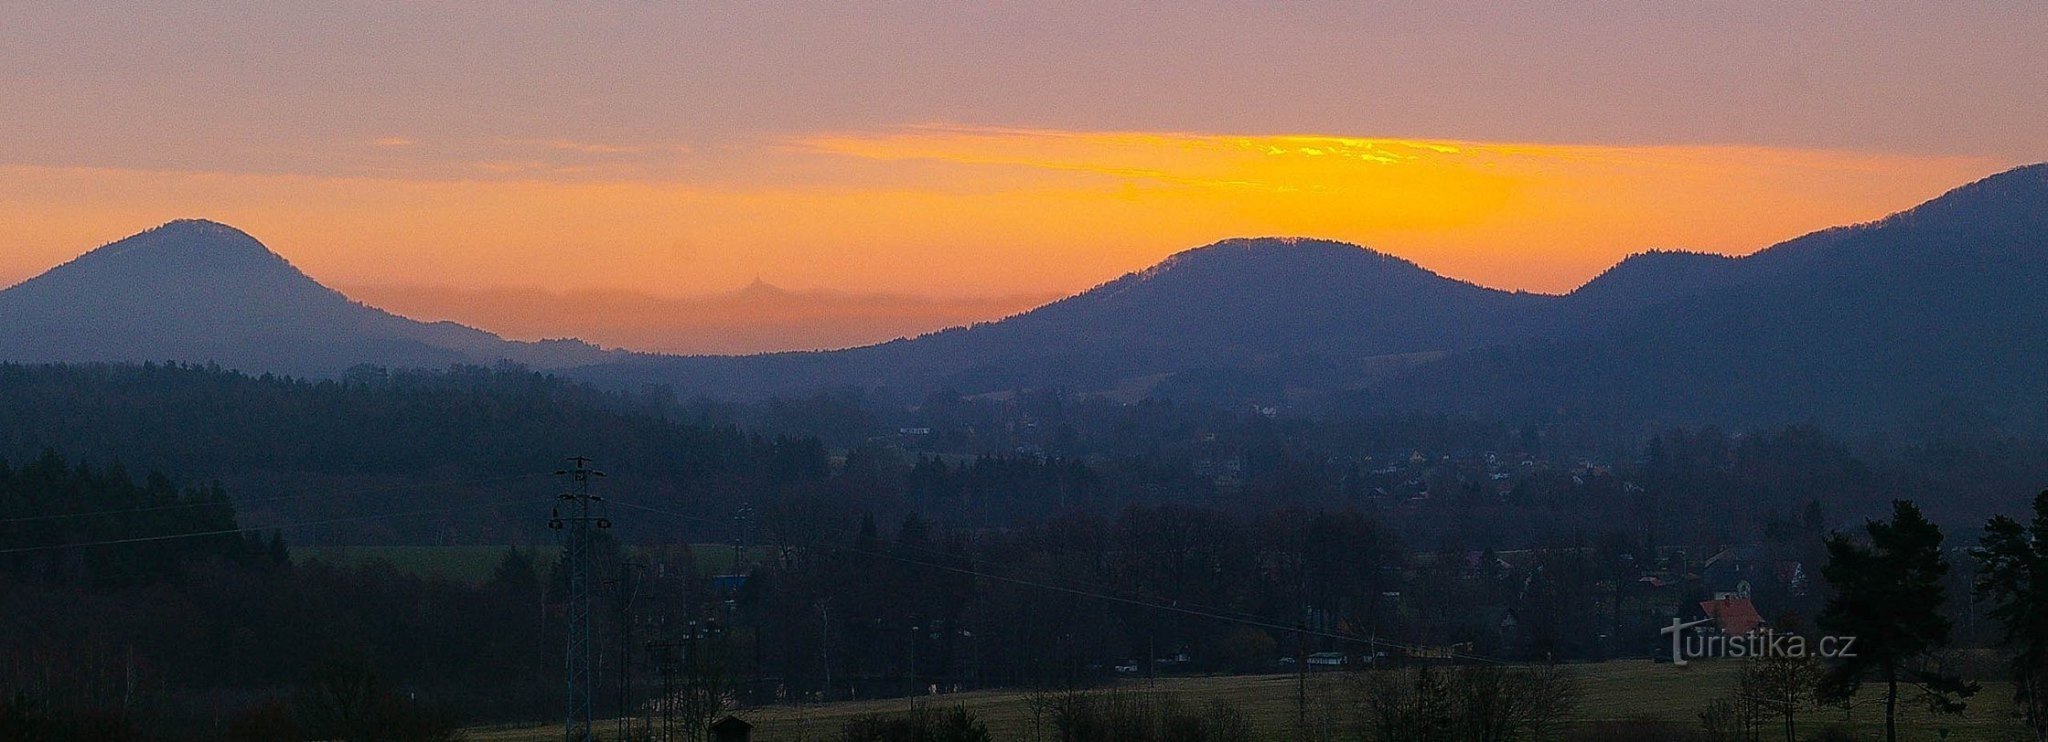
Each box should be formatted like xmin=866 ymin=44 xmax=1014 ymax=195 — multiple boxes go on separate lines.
xmin=579 ymin=164 xmax=2048 ymax=434
xmin=1375 ymin=162 xmax=2048 ymax=433
xmin=0 ymin=220 xmax=617 ymax=376
xmin=570 ymin=237 xmax=1555 ymax=399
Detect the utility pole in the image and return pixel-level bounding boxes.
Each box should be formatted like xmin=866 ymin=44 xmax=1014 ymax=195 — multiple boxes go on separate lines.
xmin=819 ymin=598 xmax=833 ymax=702
xmin=646 ymin=640 xmax=684 ymax=742
xmin=610 ymin=562 xmax=644 ymax=742
xmin=1147 ymin=632 xmax=1156 ymax=690
xmin=551 ymin=456 xmax=610 ymax=742
xmin=732 ymin=503 xmax=755 ymax=574
xmin=1295 ymin=543 xmax=1309 ymax=738
xmin=1295 ymin=618 xmax=1308 ymax=736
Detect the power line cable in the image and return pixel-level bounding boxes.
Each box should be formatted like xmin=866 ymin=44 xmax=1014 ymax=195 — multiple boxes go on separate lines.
xmin=608 ymin=498 xmax=731 ymax=530
xmin=0 ymin=492 xmax=536 ymax=556
xmin=0 ymin=473 xmax=549 ymax=525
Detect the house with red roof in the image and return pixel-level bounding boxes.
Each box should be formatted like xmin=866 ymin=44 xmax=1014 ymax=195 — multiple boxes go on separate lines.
xmin=1699 ymin=597 xmax=1765 ymax=636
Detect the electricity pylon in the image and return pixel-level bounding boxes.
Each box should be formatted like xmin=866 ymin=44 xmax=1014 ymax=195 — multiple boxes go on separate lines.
xmin=551 ymin=457 xmax=610 ymax=742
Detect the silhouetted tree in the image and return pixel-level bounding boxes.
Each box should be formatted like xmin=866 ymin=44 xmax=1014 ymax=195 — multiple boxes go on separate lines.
xmin=1817 ymin=499 xmax=1976 ymax=742
xmin=1971 ymin=489 xmax=2048 ymax=740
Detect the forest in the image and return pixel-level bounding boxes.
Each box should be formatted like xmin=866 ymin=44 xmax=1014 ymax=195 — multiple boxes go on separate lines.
xmin=5 ymin=362 xmax=2048 ymax=739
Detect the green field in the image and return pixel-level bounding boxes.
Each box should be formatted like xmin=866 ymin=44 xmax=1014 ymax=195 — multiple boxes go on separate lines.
xmin=468 ymin=661 xmax=2023 ymax=741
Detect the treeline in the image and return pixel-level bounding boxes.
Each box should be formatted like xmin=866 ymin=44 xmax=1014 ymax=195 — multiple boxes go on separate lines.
xmin=0 ymin=363 xmax=1532 ymax=543
xmin=0 ymin=455 xmax=1625 ymax=736
xmin=726 ymin=502 xmax=1793 ymax=697
xmin=0 ymin=362 xmax=704 ymax=478
xmin=0 ymin=453 xmax=554 ymax=739
xmin=0 ymin=362 xmax=828 ymax=543
xmin=0 ymin=451 xmax=254 ymax=587
xmin=12 ymin=449 xmax=2048 ymax=739
xmin=7 ymin=362 xmax=2045 ymax=548
xmin=575 ymin=384 xmax=2026 ymax=544
xmin=733 ymin=505 xmax=1402 ymax=698
xmin=728 ymin=491 xmax=2048 ymax=741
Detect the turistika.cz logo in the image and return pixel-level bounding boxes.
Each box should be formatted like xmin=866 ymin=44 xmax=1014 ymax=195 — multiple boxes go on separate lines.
xmin=1659 ymin=618 xmax=1856 ymax=667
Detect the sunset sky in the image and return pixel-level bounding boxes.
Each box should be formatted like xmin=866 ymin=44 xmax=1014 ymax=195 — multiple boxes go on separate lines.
xmin=4 ymin=3 xmax=2044 ymax=351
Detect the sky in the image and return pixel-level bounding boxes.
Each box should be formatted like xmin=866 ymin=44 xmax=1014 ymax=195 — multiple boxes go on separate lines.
xmin=3 ymin=3 xmax=2043 ymax=351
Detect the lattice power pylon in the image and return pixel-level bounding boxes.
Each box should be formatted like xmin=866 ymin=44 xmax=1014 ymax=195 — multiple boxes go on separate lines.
xmin=551 ymin=456 xmax=610 ymax=742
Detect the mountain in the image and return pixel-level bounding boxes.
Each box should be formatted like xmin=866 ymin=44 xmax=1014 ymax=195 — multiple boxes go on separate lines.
xmin=1384 ymin=162 xmax=2048 ymax=431
xmin=582 ymin=164 xmax=2048 ymax=433
xmin=571 ymin=237 xmax=1557 ymax=399
xmin=1556 ymin=250 xmax=1740 ymax=328
xmin=0 ymin=220 xmax=615 ymax=376
xmin=10 ymin=163 xmax=2046 ymax=434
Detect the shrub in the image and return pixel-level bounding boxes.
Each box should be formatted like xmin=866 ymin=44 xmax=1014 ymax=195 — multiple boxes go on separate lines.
xmin=840 ymin=705 xmax=991 ymax=742
xmin=1044 ymin=690 xmax=1252 ymax=742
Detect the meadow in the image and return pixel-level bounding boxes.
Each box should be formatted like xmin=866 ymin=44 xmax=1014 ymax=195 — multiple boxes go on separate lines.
xmin=467 ymin=660 xmax=2024 ymax=741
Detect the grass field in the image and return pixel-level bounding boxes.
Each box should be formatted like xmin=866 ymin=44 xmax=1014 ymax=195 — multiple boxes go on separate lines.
xmin=467 ymin=660 xmax=2023 ymax=741
xmin=293 ymin=547 xmax=2022 ymax=739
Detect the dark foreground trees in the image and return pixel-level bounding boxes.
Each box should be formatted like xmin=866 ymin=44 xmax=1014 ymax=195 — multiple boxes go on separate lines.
xmin=1353 ymin=664 xmax=1578 ymax=742
xmin=1972 ymin=489 xmax=2048 ymax=740
xmin=0 ymin=453 xmax=546 ymax=740
xmin=1817 ymin=499 xmax=1976 ymax=742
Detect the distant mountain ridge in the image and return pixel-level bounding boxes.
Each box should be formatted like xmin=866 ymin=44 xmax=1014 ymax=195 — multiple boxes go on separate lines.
xmin=1384 ymin=161 xmax=2048 ymax=430
xmin=6 ymin=163 xmax=2046 ymax=433
xmin=573 ymin=163 xmax=2048 ymax=432
xmin=573 ymin=236 xmax=1559 ymax=399
xmin=0 ymin=220 xmax=616 ymax=376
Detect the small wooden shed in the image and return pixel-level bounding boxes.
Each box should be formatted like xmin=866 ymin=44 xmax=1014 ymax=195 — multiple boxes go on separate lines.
xmin=710 ymin=714 xmax=753 ymax=742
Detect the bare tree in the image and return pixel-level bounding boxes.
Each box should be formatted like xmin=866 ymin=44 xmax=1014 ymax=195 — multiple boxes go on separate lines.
xmin=1354 ymin=664 xmax=1579 ymax=742
xmin=1740 ymin=649 xmax=1823 ymax=742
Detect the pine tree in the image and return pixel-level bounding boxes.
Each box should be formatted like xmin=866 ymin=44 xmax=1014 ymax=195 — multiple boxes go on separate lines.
xmin=1817 ymin=499 xmax=1976 ymax=742
xmin=1971 ymin=490 xmax=2048 ymax=740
